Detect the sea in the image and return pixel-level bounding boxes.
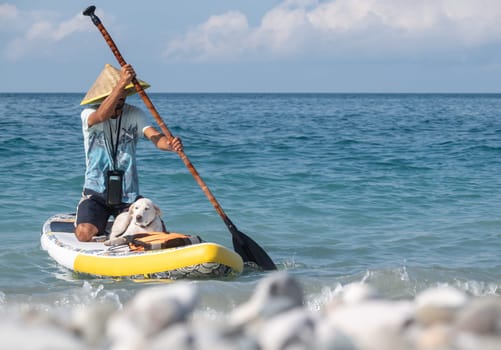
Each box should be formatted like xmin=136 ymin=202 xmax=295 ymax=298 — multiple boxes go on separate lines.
xmin=0 ymin=92 xmax=500 ymax=321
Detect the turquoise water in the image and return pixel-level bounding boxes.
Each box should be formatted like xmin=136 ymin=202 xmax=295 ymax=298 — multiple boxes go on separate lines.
xmin=0 ymin=93 xmax=499 ymax=311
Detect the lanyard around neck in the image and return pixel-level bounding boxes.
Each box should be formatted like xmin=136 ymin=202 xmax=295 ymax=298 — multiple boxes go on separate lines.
xmin=107 ymin=111 xmax=123 ymax=170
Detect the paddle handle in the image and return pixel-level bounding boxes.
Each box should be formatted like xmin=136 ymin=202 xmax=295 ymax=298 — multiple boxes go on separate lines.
xmin=82 ymin=6 xmax=234 ymax=234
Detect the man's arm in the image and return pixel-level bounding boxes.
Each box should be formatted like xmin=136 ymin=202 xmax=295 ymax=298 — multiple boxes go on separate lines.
xmin=144 ymin=126 xmax=183 ymax=152
xmin=87 ymin=64 xmax=135 ymax=127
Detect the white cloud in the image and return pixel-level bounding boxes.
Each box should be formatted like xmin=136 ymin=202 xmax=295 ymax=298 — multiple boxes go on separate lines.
xmin=249 ymin=2 xmax=311 ymax=55
xmin=163 ymin=11 xmax=250 ymax=61
xmin=0 ymin=3 xmax=17 ymax=21
xmin=2 ymin=6 xmax=94 ymax=61
xmin=163 ymin=0 xmax=501 ymax=62
xmin=24 ymin=14 xmax=88 ymax=41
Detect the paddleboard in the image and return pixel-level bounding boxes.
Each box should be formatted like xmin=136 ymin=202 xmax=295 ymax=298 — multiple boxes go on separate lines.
xmin=40 ymin=213 xmax=243 ymax=279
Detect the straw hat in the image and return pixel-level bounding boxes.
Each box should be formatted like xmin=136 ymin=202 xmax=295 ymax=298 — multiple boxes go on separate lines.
xmin=80 ymin=63 xmax=150 ymax=105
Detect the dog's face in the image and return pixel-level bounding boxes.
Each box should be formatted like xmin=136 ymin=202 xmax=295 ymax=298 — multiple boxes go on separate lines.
xmin=129 ymin=198 xmax=161 ymax=227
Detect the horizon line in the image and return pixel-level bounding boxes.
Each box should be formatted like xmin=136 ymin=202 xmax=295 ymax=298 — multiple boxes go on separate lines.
xmin=3 ymin=91 xmax=501 ymax=95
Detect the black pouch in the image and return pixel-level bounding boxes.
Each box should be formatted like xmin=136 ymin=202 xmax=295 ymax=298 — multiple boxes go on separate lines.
xmin=106 ymin=170 xmax=124 ymax=207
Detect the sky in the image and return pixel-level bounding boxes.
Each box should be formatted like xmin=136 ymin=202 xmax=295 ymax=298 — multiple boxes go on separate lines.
xmin=3 ymin=0 xmax=501 ymax=93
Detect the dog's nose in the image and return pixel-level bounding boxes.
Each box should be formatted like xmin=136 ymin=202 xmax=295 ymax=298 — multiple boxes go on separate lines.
xmin=136 ymin=215 xmax=143 ymax=222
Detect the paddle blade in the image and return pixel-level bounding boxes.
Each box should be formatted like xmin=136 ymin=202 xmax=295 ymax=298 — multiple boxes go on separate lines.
xmin=232 ymin=229 xmax=277 ymax=270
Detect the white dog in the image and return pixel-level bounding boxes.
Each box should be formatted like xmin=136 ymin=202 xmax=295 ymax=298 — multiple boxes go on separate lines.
xmin=104 ymin=198 xmax=165 ymax=246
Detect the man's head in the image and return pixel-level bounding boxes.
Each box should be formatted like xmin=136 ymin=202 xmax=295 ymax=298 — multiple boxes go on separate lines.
xmin=80 ymin=63 xmax=149 ymax=106
xmin=111 ymin=97 xmax=126 ymax=119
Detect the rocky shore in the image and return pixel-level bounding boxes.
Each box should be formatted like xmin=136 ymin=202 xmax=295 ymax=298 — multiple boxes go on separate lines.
xmin=1 ymin=271 xmax=500 ymax=349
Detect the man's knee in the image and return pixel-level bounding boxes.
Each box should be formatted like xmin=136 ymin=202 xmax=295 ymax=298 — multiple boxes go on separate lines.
xmin=75 ymin=223 xmax=98 ymax=242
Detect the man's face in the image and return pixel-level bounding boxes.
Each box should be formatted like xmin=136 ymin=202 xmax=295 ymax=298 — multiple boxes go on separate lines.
xmin=112 ymin=98 xmax=125 ymax=118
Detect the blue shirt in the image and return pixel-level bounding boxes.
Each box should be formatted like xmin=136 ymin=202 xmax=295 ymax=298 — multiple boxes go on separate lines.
xmin=81 ymin=104 xmax=150 ymax=204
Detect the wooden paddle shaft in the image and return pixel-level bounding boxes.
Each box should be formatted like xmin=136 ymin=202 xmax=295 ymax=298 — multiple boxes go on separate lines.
xmin=84 ymin=7 xmax=235 ymax=235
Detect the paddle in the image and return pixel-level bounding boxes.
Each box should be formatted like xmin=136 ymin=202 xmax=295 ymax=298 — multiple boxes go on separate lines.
xmin=83 ymin=5 xmax=276 ymax=270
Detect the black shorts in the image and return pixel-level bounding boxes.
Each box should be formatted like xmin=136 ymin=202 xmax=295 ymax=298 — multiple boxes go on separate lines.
xmin=75 ymin=189 xmax=131 ymax=235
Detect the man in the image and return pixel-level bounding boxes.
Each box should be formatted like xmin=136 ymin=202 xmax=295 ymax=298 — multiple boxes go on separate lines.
xmin=75 ymin=63 xmax=182 ymax=242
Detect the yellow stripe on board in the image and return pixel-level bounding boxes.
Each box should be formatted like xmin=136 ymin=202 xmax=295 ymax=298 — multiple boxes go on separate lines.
xmin=73 ymin=243 xmax=243 ymax=277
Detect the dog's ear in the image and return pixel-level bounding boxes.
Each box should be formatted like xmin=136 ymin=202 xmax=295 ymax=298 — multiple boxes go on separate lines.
xmin=154 ymin=204 xmax=162 ymax=217
xmin=128 ymin=204 xmax=135 ymax=215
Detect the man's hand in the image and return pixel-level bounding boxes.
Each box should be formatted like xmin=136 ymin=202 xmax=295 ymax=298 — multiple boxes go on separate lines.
xmin=118 ymin=64 xmax=135 ymax=89
xmin=144 ymin=127 xmax=184 ymax=153
xmin=169 ymin=136 xmax=183 ymax=152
